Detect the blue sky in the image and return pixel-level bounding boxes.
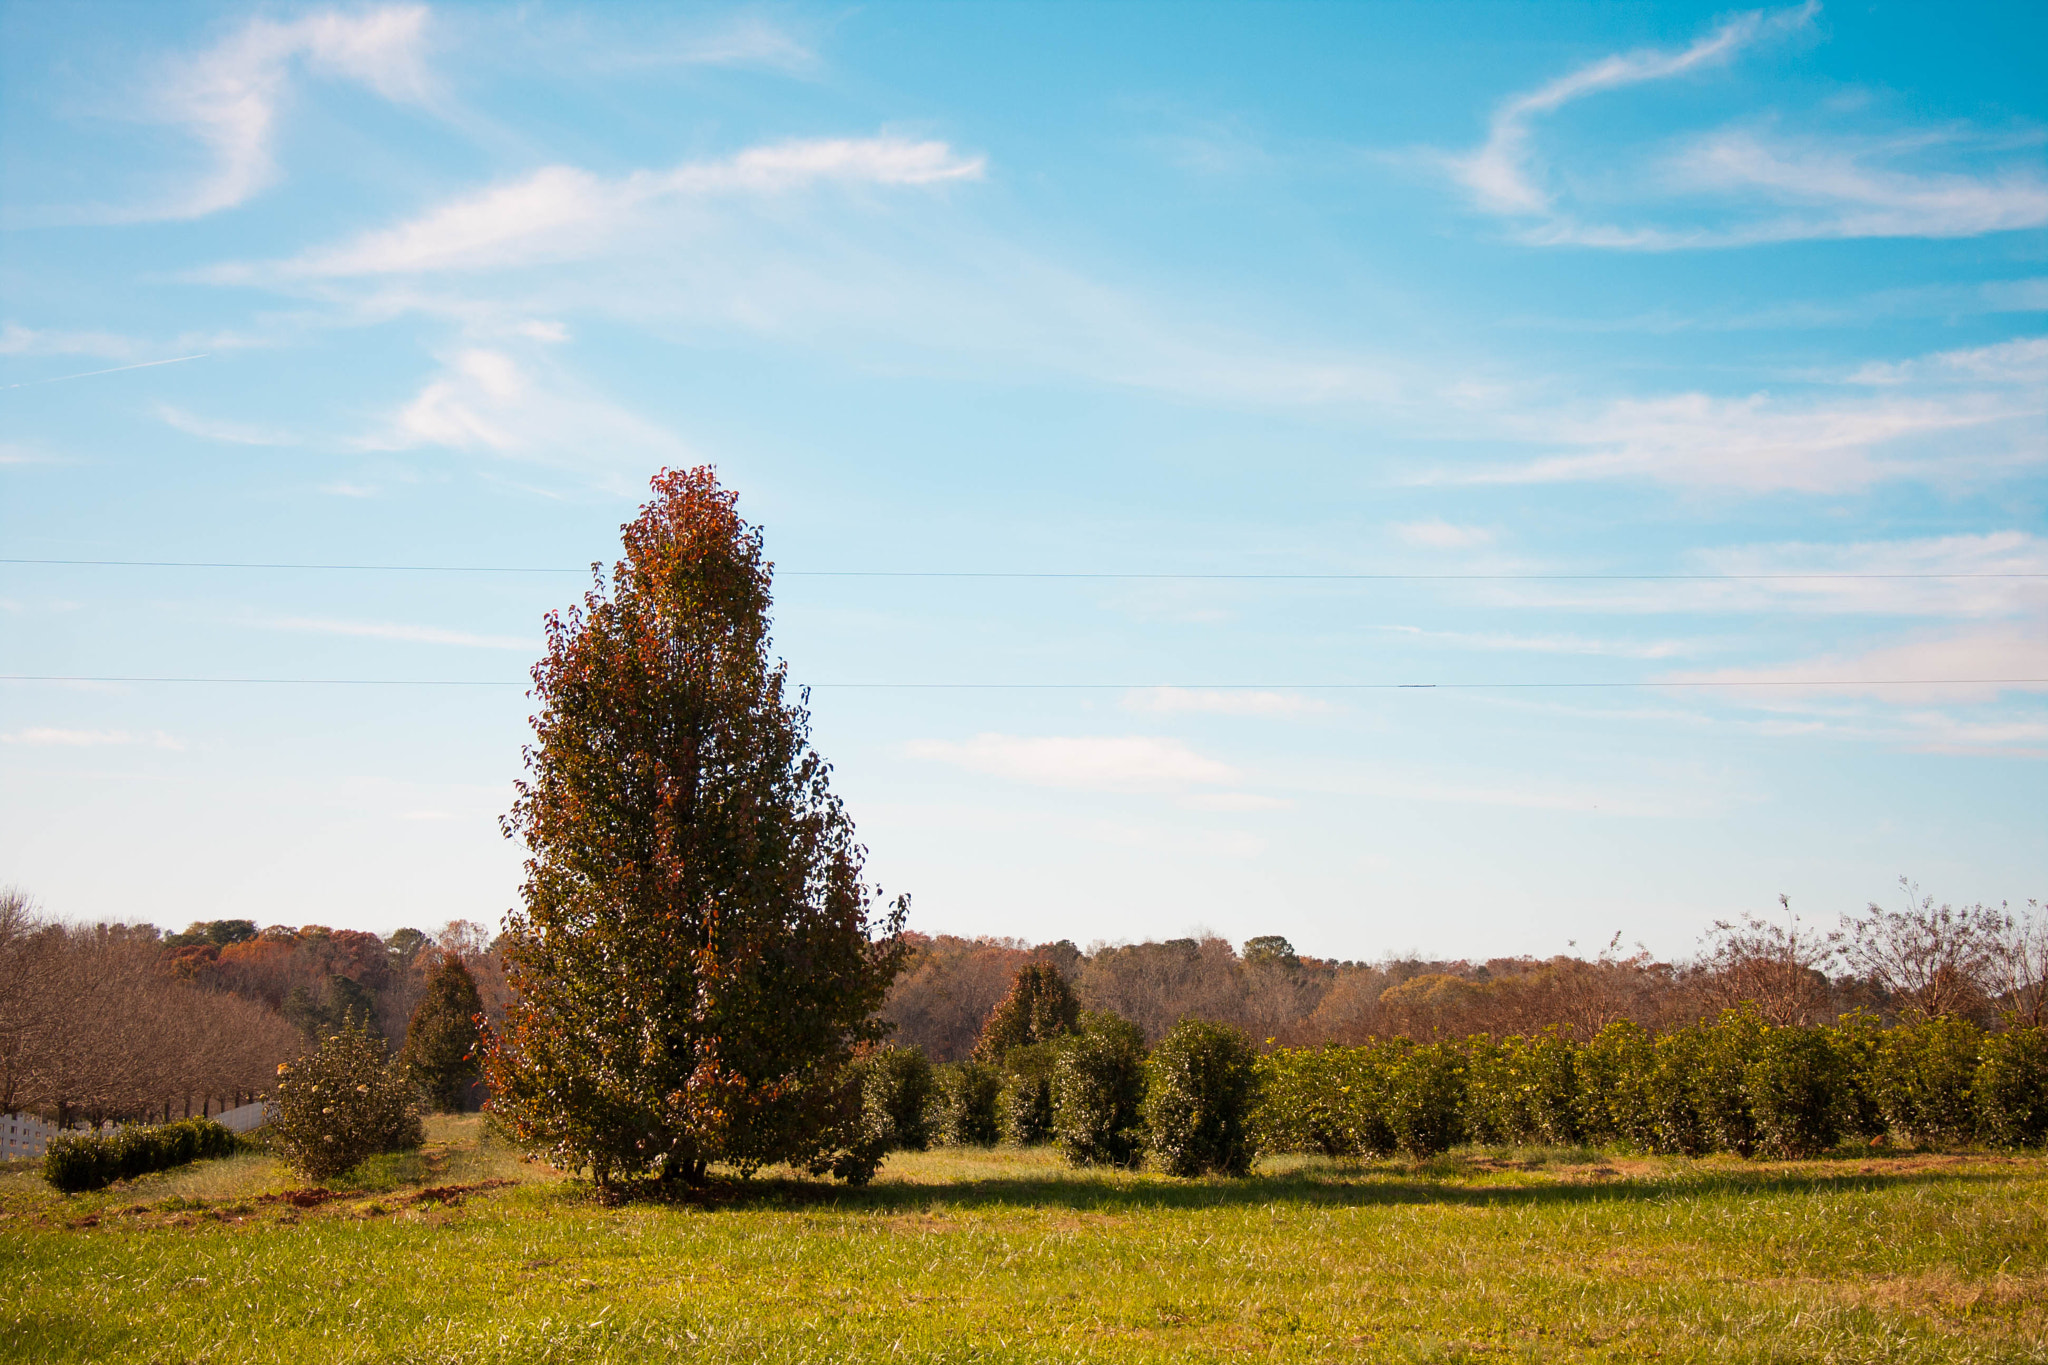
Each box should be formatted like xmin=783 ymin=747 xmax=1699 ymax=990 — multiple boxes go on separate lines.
xmin=2 ymin=1 xmax=2043 ymax=958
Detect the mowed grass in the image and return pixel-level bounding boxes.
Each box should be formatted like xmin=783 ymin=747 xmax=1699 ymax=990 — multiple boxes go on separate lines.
xmin=4 ymin=1118 xmax=2046 ymax=1364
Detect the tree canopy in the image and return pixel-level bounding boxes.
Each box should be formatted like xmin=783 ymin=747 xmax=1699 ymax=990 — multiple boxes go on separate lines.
xmin=484 ymin=466 xmax=908 ymax=1188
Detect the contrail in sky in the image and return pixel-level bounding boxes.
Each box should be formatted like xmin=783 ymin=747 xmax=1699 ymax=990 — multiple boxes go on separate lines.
xmin=1 ymin=353 xmax=210 ymax=390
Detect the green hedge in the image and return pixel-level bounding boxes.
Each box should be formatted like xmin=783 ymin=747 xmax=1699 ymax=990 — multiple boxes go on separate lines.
xmin=1258 ymin=1012 xmax=2048 ymax=1162
xmin=43 ymin=1117 xmax=238 ymax=1193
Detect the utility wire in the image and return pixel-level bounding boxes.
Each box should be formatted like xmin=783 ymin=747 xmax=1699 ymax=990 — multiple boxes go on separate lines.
xmin=3 ymin=558 xmax=2043 ymax=581
xmin=3 ymin=675 xmax=2043 ymax=689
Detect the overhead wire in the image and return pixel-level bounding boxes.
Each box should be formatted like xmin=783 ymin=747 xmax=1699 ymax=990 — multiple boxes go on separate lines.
xmin=2 ymin=557 xmax=2043 ymax=580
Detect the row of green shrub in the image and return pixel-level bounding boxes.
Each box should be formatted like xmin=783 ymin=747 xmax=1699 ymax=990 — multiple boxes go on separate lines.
xmin=1262 ymin=1013 xmax=2048 ymax=1159
xmin=43 ymin=1117 xmax=238 ymax=1193
xmin=860 ymin=1011 xmax=2048 ymax=1176
xmin=859 ymin=1013 xmax=1262 ymax=1176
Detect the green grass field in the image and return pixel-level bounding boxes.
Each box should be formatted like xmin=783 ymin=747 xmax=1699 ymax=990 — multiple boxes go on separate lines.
xmin=3 ymin=1117 xmax=2045 ymax=1363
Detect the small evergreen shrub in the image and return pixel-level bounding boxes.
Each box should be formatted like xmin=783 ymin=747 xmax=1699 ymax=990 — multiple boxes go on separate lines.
xmin=1052 ymin=1011 xmax=1147 ymax=1167
xmin=1975 ymin=1026 xmax=2048 ymax=1149
xmin=1692 ymin=1010 xmax=1766 ymax=1157
xmin=1146 ymin=1019 xmax=1260 ymax=1177
xmin=1258 ymin=1043 xmax=1393 ymax=1157
xmin=1827 ymin=1012 xmax=1888 ymax=1141
xmin=1576 ymin=1021 xmax=1657 ymax=1150
xmin=1871 ymin=1015 xmax=1983 ymax=1148
xmin=1468 ymin=1029 xmax=1580 ymax=1147
xmin=1745 ymin=1023 xmax=1849 ymax=1157
xmin=1385 ymin=1041 xmax=1466 ymax=1158
xmin=932 ymin=1060 xmax=1002 ymax=1147
xmin=43 ymin=1118 xmax=236 ymax=1194
xmin=270 ymin=1019 xmax=425 ymax=1182
xmin=997 ymin=1041 xmax=1057 ymax=1145
xmin=1645 ymin=1027 xmax=1711 ymax=1156
xmin=859 ymin=1045 xmax=934 ymax=1152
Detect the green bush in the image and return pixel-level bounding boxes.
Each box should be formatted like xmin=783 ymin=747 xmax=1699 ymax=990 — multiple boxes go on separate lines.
xmin=1575 ymin=1022 xmax=1656 ymax=1150
xmin=1745 ymin=1024 xmax=1849 ymax=1157
xmin=1692 ymin=1010 xmax=1766 ymax=1157
xmin=1975 ymin=1027 xmax=2048 ymax=1149
xmin=1467 ymin=1029 xmax=1579 ymax=1147
xmin=859 ymin=1045 xmax=934 ymax=1152
xmin=932 ymin=1060 xmax=1002 ymax=1147
xmin=1644 ymin=1027 xmax=1712 ymax=1157
xmin=1385 ymin=1041 xmax=1466 ymax=1158
xmin=1257 ymin=1043 xmax=1394 ymax=1157
xmin=1051 ymin=1011 xmax=1147 ymax=1167
xmin=1871 ymin=1016 xmax=1983 ymax=1148
xmin=1146 ymin=1019 xmax=1260 ymax=1177
xmin=1827 ymin=1011 xmax=1888 ymax=1142
xmin=42 ymin=1117 xmax=237 ymax=1194
xmin=997 ymin=1041 xmax=1057 ymax=1145
xmin=270 ymin=1019 xmax=425 ymax=1182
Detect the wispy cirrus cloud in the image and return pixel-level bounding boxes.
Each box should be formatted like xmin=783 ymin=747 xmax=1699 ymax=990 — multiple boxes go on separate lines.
xmin=1122 ymin=688 xmax=1336 ymax=718
xmin=909 ymin=733 xmax=1235 ymax=791
xmin=1446 ymin=6 xmax=1801 ymax=216
xmin=1392 ymin=519 xmax=1493 ymax=549
xmin=357 ymin=345 xmax=691 ymax=486
xmin=156 ymin=404 xmax=299 ymax=446
xmin=1438 ymin=3 xmax=2048 ymax=249
xmin=1664 ymin=625 xmax=2048 ymax=702
xmin=67 ymin=6 xmax=439 ymax=224
xmin=0 ymin=728 xmax=183 ymax=750
xmin=252 ymin=615 xmax=533 ymax=651
xmin=1456 ymin=335 xmax=2046 ymax=492
xmin=210 ymin=136 xmax=986 ymax=281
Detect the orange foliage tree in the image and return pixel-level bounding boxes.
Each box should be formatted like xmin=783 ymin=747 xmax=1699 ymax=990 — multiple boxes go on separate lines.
xmin=484 ymin=468 xmax=908 ymax=1189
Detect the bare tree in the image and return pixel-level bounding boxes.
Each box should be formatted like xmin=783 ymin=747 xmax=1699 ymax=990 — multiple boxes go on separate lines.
xmin=1841 ymin=877 xmax=2005 ymax=1021
xmin=1694 ymin=897 xmax=1842 ymax=1026
xmin=1990 ymin=899 xmax=2048 ymax=1027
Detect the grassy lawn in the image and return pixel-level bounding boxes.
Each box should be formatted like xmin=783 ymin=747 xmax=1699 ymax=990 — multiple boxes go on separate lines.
xmin=3 ymin=1117 xmax=2045 ymax=1363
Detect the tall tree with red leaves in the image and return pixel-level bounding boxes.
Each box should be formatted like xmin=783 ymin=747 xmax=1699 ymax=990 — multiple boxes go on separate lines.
xmin=484 ymin=467 xmax=909 ymax=1189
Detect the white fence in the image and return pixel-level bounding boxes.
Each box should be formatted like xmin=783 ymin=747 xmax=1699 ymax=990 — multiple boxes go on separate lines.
xmin=3 ymin=1102 xmax=272 ymax=1160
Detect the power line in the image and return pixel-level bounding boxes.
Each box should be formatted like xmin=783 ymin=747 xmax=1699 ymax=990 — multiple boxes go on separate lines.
xmin=3 ymin=558 xmax=2043 ymax=581
xmin=3 ymin=675 xmax=2042 ymax=690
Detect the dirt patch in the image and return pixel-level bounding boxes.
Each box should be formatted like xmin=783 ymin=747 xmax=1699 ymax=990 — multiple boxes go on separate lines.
xmin=410 ymin=1180 xmax=515 ymax=1207
xmin=258 ymin=1188 xmax=348 ymax=1210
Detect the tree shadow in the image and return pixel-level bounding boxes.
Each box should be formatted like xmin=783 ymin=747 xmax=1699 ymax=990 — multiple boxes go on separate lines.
xmin=626 ymin=1156 xmax=2025 ymax=1216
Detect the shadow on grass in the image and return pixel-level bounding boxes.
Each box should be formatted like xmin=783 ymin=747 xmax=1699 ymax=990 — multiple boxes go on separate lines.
xmin=615 ymin=1157 xmax=2027 ymax=1216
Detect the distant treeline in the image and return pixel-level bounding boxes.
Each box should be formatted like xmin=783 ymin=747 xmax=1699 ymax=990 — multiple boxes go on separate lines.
xmin=0 ymin=888 xmax=507 ymax=1129
xmin=880 ymin=883 xmax=2047 ymax=1058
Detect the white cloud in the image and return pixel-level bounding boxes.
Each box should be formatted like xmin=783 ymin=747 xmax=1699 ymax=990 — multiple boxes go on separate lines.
xmin=1374 ymin=625 xmax=1702 ymax=660
xmin=253 ymin=615 xmax=534 ymax=651
xmin=157 ymin=404 xmax=298 ymax=446
xmin=0 ymin=323 xmax=140 ymax=359
xmin=140 ymin=6 xmax=435 ymax=220
xmin=1446 ymin=7 xmax=1794 ymax=216
xmin=908 ymin=733 xmax=1236 ymax=791
xmin=1440 ymin=4 xmax=2048 ymax=248
xmin=1392 ymin=519 xmax=1493 ymax=549
xmin=1461 ymin=335 xmax=2046 ymax=492
xmin=1122 ymin=688 xmax=1335 ymax=717
xmin=0 ymin=728 xmax=182 ymax=750
xmin=1179 ymin=792 xmax=1293 ymax=812
xmin=360 ymin=347 xmax=691 ymax=484
xmin=225 ymin=136 xmax=986 ymax=280
xmin=1659 ymin=130 xmax=2048 ymax=245
xmin=317 ymin=481 xmax=380 ymax=498
xmin=1483 ymin=532 xmax=2048 ymax=620
xmin=1663 ymin=626 xmax=2048 ymax=702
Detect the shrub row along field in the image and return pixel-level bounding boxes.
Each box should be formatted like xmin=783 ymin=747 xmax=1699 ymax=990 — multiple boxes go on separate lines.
xmin=865 ymin=1009 xmax=2048 ymax=1180
xmin=42 ymin=1118 xmax=238 ymax=1194
xmin=4 ymin=1115 xmax=2047 ymax=1364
